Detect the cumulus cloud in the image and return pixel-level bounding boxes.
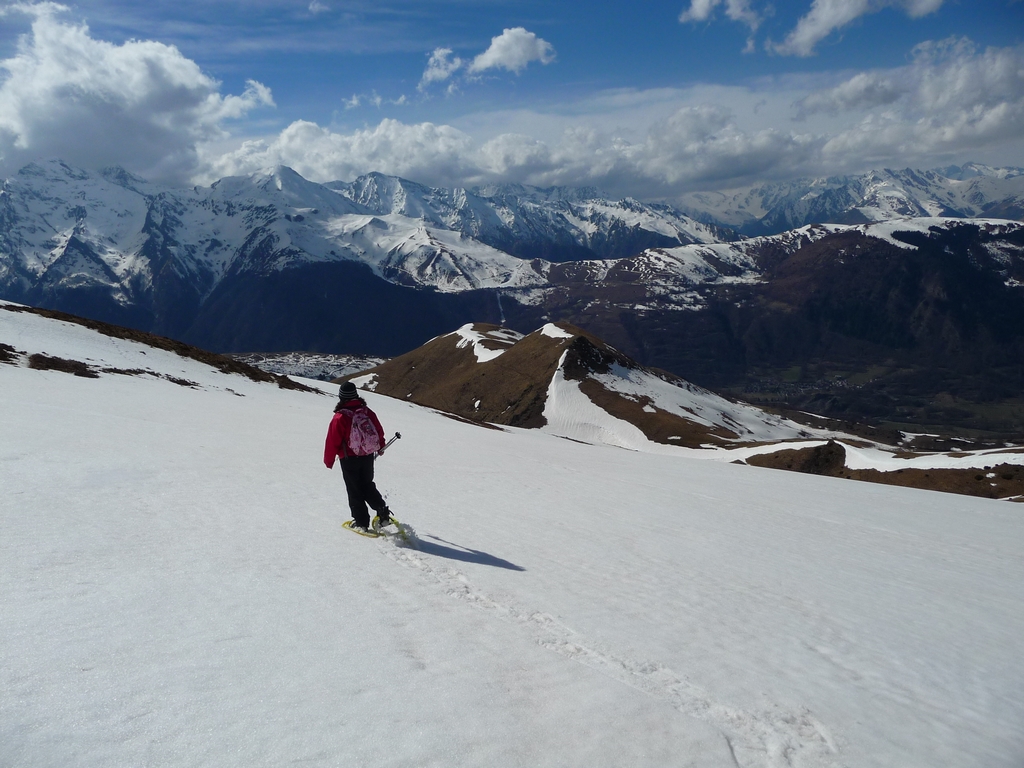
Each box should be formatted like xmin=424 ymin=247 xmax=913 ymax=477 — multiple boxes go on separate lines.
xmin=468 ymin=27 xmax=556 ymax=75
xmin=796 ymin=72 xmax=903 ymax=116
xmin=415 ymin=28 xmax=555 ymax=95
xmin=418 ymin=47 xmax=463 ymax=91
xmin=200 ymin=105 xmax=822 ymax=197
xmin=679 ymin=0 xmax=762 ymax=30
xmin=203 ymin=119 xmax=481 ymax=187
xmin=797 ymin=37 xmax=1024 ymax=163
xmin=775 ymin=0 xmax=945 ymax=56
xmin=0 ymin=3 xmax=273 ymax=183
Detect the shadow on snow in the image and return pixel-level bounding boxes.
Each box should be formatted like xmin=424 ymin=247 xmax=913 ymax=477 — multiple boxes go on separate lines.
xmin=415 ymin=535 xmax=526 ymax=571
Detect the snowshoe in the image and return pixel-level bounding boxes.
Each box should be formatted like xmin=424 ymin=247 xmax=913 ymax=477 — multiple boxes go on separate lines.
xmin=342 ymin=520 xmax=379 ymax=538
xmin=372 ymin=514 xmax=410 ymax=543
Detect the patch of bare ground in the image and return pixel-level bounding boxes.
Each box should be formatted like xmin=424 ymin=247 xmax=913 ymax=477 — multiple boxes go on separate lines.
xmin=747 ymin=441 xmax=1024 ymax=500
xmin=343 ymin=320 xmax=719 ymax=441
xmin=0 ymin=342 xmax=23 ymax=364
xmin=162 ymin=375 xmax=200 ymax=388
xmin=100 ymin=367 xmax=149 ymax=377
xmin=340 ymin=323 xmax=572 ymax=429
xmin=2 ymin=304 xmax=315 ymax=392
xmin=28 ymin=353 xmax=99 ymax=378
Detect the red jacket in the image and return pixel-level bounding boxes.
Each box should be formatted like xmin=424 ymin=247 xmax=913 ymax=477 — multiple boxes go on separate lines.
xmin=324 ymin=398 xmax=385 ymax=467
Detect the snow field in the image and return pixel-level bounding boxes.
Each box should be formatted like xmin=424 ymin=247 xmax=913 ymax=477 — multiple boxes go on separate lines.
xmin=3 ymin=308 xmax=1024 ymax=767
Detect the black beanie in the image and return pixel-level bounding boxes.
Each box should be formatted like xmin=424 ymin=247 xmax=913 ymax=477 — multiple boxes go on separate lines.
xmin=339 ymin=381 xmax=358 ymax=399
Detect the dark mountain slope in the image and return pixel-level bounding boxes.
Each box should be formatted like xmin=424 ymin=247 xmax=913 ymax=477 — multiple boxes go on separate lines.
xmin=341 ymin=322 xmax=825 ymax=447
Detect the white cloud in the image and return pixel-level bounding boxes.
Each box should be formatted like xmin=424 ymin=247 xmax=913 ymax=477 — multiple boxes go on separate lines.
xmin=679 ymin=0 xmax=762 ymax=30
xmin=815 ymin=38 xmax=1024 ymax=161
xmin=775 ymin=0 xmax=946 ymax=57
xmin=343 ymin=90 xmax=407 ymax=109
xmin=0 ymin=3 xmax=273 ymax=183
xmin=416 ymin=28 xmax=555 ymax=95
xmin=681 ymin=1 xmax=947 ymax=56
xmin=468 ymin=27 xmax=556 ymax=75
xmin=4 ymin=4 xmax=1019 ymax=201
xmin=308 ymin=1 xmax=329 ymax=14
xmin=418 ymin=47 xmax=463 ymax=91
xmin=201 ymin=37 xmax=1024 ymax=198
xmin=200 ymin=106 xmax=821 ymax=197
xmin=202 ymin=119 xmax=481 ymax=187
xmin=796 ymin=72 xmax=903 ymax=116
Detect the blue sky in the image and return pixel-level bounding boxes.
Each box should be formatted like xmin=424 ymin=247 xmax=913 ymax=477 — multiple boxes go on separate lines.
xmin=1 ymin=0 xmax=1023 ymax=199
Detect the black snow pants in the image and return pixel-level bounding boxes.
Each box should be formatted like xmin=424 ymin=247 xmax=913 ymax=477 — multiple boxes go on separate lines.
xmin=340 ymin=454 xmax=387 ymax=527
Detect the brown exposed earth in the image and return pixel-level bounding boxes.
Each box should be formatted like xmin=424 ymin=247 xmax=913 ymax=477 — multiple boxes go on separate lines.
xmin=340 ymin=322 xmax=751 ymax=447
xmin=340 ymin=323 xmax=559 ymax=429
xmin=747 ymin=440 xmax=1024 ymax=501
xmin=0 ymin=342 xmax=22 ymax=364
xmin=28 ymin=353 xmax=100 ymax=378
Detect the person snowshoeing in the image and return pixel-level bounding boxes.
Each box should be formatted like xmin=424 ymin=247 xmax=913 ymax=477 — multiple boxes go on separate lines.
xmin=324 ymin=381 xmax=393 ymax=533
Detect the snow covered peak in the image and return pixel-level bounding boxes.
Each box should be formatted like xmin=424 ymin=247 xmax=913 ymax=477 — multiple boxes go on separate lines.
xmin=206 ymin=166 xmax=367 ymax=216
xmin=99 ymin=165 xmax=151 ymax=192
xmin=15 ymin=158 xmax=93 ymax=183
xmin=328 ymin=172 xmax=726 ymax=258
xmin=679 ymin=164 xmax=1024 ymax=235
xmin=940 ymin=162 xmax=1024 ymax=181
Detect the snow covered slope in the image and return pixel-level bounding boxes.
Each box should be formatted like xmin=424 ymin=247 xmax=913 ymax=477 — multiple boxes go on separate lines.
xmin=4 ymin=301 xmax=1024 ymax=768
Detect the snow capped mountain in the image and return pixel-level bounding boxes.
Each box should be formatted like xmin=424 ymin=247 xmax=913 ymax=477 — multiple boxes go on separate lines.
xmin=939 ymin=162 xmax=1024 ymax=182
xmin=0 ymin=159 xmax=725 ymax=322
xmin=679 ymin=165 xmax=1024 ymax=235
xmin=4 ymin=159 xmax=1020 ymax=328
xmin=329 ymin=172 xmax=729 ymax=263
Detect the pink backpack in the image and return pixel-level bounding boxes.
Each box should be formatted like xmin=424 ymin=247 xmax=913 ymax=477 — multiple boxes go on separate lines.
xmin=347 ymin=406 xmax=382 ymax=456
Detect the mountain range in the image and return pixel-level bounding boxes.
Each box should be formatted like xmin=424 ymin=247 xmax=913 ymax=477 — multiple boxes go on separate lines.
xmin=678 ymin=164 xmax=1024 ymax=236
xmin=0 ymin=159 xmax=727 ymax=350
xmin=3 ymin=158 xmax=1024 ymax=434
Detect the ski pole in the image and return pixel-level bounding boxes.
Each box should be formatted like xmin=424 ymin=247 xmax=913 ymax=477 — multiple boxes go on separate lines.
xmin=380 ymin=432 xmax=401 ymax=454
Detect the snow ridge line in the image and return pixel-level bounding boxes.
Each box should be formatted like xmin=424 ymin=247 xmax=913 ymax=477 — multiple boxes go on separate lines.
xmin=376 ymin=535 xmax=840 ymax=768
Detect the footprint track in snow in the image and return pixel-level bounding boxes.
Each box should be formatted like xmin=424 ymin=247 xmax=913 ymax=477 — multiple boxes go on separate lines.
xmin=378 ymin=532 xmax=841 ymax=768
